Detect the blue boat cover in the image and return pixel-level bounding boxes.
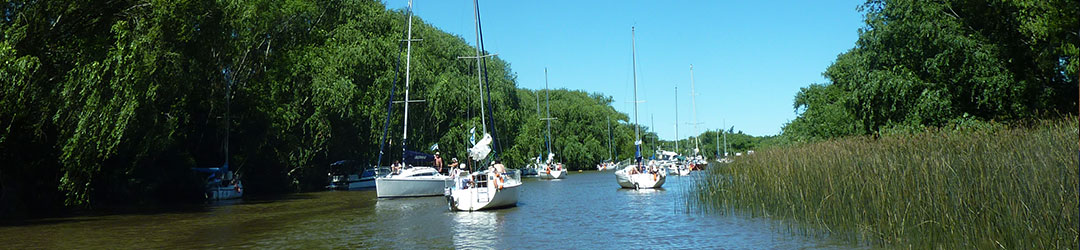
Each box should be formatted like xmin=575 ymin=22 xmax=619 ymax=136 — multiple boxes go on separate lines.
xmin=404 ymin=150 xmax=434 ymax=165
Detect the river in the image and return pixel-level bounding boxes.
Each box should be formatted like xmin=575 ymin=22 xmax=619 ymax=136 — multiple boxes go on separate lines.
xmin=1 ymin=171 xmax=858 ymax=249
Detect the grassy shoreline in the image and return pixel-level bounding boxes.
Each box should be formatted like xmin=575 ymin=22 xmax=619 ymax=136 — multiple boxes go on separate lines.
xmin=693 ymin=118 xmax=1078 ymax=248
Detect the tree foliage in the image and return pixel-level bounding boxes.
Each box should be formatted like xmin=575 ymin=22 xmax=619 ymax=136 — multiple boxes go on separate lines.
xmin=783 ymin=0 xmax=1078 ymax=141
xmin=0 ymin=0 xmax=651 ymax=215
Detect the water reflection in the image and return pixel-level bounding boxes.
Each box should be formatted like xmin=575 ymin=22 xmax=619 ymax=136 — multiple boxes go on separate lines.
xmin=451 ymin=211 xmax=501 ymax=248
xmin=0 ymin=172 xmax=860 ymax=249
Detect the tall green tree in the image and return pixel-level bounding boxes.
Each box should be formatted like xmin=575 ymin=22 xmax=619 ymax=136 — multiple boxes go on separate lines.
xmin=784 ymin=0 xmax=1078 ymax=140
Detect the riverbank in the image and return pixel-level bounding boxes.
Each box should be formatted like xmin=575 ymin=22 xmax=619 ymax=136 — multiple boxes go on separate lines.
xmin=693 ymin=118 xmax=1078 ymax=248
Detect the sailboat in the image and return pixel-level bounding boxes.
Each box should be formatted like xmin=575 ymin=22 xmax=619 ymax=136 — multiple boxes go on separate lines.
xmin=194 ymin=67 xmax=242 ymax=200
xmin=536 ymin=68 xmax=566 ymax=179
xmin=445 ymin=0 xmax=521 ymax=211
xmin=375 ymin=0 xmax=452 ymax=198
xmin=615 ymin=27 xmax=667 ymax=189
xmin=687 ymin=64 xmax=708 ymax=171
xmin=597 ymin=117 xmax=616 ymax=171
xmin=668 ymin=85 xmax=691 ymax=176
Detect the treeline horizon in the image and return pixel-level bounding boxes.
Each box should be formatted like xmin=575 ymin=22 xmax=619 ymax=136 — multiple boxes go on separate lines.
xmin=0 ymin=0 xmax=669 ymax=217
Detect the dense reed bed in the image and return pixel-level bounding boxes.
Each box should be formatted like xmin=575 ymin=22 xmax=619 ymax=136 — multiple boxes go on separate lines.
xmin=693 ymin=118 xmax=1078 ymax=248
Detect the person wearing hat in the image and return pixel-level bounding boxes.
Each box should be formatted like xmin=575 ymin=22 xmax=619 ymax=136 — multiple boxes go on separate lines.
xmin=448 ymin=157 xmax=461 ymax=170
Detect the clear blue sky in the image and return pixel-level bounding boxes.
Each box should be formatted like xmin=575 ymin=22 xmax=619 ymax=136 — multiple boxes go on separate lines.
xmin=383 ymin=0 xmax=866 ymax=138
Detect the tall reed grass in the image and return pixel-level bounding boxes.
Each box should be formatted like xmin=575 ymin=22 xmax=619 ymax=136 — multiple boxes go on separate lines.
xmin=693 ymin=118 xmax=1078 ymax=248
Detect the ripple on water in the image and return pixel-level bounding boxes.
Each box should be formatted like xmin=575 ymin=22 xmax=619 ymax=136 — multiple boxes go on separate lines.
xmin=0 ymin=171 xmax=860 ymax=249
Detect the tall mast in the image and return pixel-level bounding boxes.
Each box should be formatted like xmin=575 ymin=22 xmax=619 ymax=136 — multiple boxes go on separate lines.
xmin=674 ymin=86 xmax=679 ymax=154
xmin=607 ymin=117 xmax=613 ymax=161
xmin=543 ymin=68 xmax=555 ymax=157
xmin=714 ymin=129 xmax=720 ymax=159
xmin=225 ymin=68 xmax=231 ymax=169
xmin=535 ymin=89 xmax=542 ymax=158
xmin=690 ymin=64 xmax=700 ymax=155
xmin=723 ymin=120 xmax=729 ymax=157
xmin=631 ymin=27 xmax=640 ymax=148
xmin=401 ymin=0 xmax=417 ymax=161
xmin=472 ymin=0 xmax=487 ymax=134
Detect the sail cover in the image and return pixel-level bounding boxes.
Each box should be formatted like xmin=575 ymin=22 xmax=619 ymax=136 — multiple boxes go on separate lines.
xmin=404 ymin=150 xmax=435 ymax=165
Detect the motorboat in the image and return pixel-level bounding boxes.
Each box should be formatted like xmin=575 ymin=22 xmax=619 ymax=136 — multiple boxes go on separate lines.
xmin=327 ymin=160 xmax=377 ymax=190
xmin=521 ymin=157 xmax=541 ymax=177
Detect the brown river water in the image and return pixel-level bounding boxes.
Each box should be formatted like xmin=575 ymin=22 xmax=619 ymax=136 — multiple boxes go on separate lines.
xmin=1 ymin=171 xmax=860 ymax=249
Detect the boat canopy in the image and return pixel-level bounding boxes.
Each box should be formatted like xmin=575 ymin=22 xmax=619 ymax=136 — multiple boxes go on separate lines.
xmin=404 ymin=150 xmax=435 ymax=165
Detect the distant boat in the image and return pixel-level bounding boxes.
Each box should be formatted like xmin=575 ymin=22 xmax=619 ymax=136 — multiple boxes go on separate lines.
xmin=326 ymin=160 xmax=376 ymax=190
xmin=194 ymin=166 xmax=243 ymax=200
xmin=614 ymin=27 xmax=667 ymax=189
xmin=522 ymin=159 xmax=540 ymax=177
xmin=537 ymin=153 xmax=567 ymax=179
xmin=687 ymin=64 xmax=708 ymax=171
xmin=375 ymin=0 xmax=451 ymax=198
xmin=536 ymin=68 xmax=565 ymax=180
xmin=597 ymin=161 xmax=615 ymax=171
xmin=197 ymin=52 xmax=242 ymax=201
xmin=598 ymin=117 xmax=616 ymax=171
xmin=445 ymin=0 xmax=520 ymax=211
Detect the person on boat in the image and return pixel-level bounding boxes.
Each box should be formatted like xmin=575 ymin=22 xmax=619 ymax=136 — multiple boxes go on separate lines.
xmin=448 ymin=158 xmax=461 ymax=174
xmin=391 ymin=160 xmax=402 ymax=175
xmin=434 ymin=152 xmax=444 ymax=174
xmin=493 ymin=160 xmax=507 ymax=189
xmin=493 ymin=160 xmax=506 ymax=175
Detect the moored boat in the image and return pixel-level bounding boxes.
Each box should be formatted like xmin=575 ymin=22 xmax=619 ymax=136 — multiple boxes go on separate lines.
xmin=615 ymin=26 xmax=666 ymax=189
xmin=376 ymin=165 xmax=451 ymax=198
xmin=444 ymin=0 xmax=518 ymax=211
xmin=194 ymin=167 xmax=243 ymax=200
xmin=446 ymin=169 xmax=521 ymax=211
xmin=373 ymin=0 xmax=451 ymax=198
xmin=614 ymin=162 xmax=667 ymax=189
xmin=327 ymin=160 xmax=377 ymax=190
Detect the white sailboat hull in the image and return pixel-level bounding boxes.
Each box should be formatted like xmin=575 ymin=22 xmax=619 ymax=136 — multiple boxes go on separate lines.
xmin=376 ymin=167 xmax=452 ymax=199
xmin=538 ymin=168 xmax=566 ymax=179
xmin=447 ymin=183 xmax=520 ymax=211
xmin=376 ymin=177 xmax=450 ymax=198
xmin=447 ymin=170 xmax=521 ymax=211
xmin=614 ymin=166 xmax=666 ymax=189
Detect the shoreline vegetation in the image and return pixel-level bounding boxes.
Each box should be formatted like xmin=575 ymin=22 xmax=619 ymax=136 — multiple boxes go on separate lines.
xmin=1 ymin=0 xmax=663 ymax=217
xmin=693 ymin=117 xmax=1078 ymax=248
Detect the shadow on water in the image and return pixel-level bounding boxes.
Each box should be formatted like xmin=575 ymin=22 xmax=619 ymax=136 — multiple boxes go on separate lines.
xmin=0 ymin=193 xmax=323 ymax=228
xmin=0 ymin=203 xmax=211 ymax=228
